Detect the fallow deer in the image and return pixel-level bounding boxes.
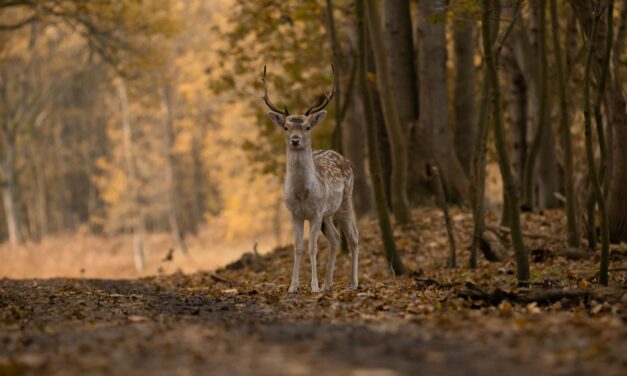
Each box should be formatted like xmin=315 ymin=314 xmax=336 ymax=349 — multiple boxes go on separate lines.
xmin=262 ymin=66 xmax=359 ymax=293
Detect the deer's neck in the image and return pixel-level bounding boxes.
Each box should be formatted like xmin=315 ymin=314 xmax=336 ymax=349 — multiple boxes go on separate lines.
xmin=286 ymin=147 xmax=318 ymax=191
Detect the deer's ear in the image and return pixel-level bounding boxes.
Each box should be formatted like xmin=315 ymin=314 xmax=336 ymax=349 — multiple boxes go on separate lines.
xmin=268 ymin=111 xmax=286 ymax=127
xmin=308 ymin=110 xmax=327 ymax=128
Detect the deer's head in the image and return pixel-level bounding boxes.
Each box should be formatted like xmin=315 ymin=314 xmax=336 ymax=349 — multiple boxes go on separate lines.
xmin=263 ymin=66 xmax=334 ymax=151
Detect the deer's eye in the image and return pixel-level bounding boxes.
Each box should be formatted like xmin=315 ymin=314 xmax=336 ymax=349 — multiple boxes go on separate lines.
xmin=283 ymin=126 xmax=288 ymax=131
xmin=306 ymin=126 xmax=311 ymax=131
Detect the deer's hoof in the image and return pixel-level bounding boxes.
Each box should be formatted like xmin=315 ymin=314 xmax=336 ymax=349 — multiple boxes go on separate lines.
xmin=288 ymin=285 xmax=299 ymax=294
xmin=311 ymin=284 xmax=320 ymax=293
xmin=322 ymin=283 xmax=333 ymax=292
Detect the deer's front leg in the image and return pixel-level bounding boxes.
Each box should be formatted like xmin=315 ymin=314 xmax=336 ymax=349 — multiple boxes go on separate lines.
xmin=308 ymin=216 xmax=322 ymax=293
xmin=288 ymin=218 xmax=305 ymax=294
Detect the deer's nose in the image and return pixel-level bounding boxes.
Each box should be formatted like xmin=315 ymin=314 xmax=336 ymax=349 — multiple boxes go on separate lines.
xmin=290 ymin=137 xmax=301 ymax=146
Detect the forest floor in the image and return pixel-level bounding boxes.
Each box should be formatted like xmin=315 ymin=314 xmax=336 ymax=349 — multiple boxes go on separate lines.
xmin=1 ymin=208 xmax=626 ymax=375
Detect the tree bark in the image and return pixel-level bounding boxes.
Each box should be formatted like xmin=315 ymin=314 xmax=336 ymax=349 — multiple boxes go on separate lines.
xmin=365 ymin=0 xmax=412 ymax=225
xmin=417 ymin=0 xmax=469 ymax=202
xmin=502 ymin=57 xmax=527 ymax=191
xmin=550 ymin=0 xmax=579 ymax=247
xmin=453 ymin=16 xmax=477 ymax=175
xmin=523 ymin=0 xmax=558 ymax=210
xmin=535 ymin=0 xmax=559 ymax=209
xmin=357 ymin=0 xmax=405 ymax=274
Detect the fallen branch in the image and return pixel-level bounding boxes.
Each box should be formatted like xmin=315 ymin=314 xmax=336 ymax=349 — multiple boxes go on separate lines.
xmin=496 ymin=225 xmax=562 ymax=241
xmin=209 ymin=272 xmax=239 ymax=285
xmin=479 ymin=228 xmax=507 ymax=261
xmin=457 ymin=283 xmax=625 ymax=306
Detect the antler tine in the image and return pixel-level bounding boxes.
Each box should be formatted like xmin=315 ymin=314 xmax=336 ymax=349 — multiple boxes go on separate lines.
xmin=262 ymin=65 xmax=289 ymax=116
xmin=304 ymin=64 xmax=335 ymax=116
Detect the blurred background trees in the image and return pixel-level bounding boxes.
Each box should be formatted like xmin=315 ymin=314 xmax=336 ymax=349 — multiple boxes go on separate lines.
xmin=0 ymin=0 xmax=625 ymax=282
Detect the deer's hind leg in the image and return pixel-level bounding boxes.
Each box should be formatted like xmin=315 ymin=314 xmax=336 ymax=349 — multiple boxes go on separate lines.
xmin=337 ymin=211 xmax=359 ymax=289
xmin=321 ymin=216 xmax=340 ymax=291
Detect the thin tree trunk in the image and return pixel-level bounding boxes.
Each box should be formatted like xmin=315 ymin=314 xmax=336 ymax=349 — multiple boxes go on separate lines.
xmin=161 ymin=82 xmax=188 ymax=254
xmin=572 ymin=0 xmax=627 ymax=244
xmin=470 ymin=73 xmax=490 ymax=268
xmin=581 ymin=2 xmax=610 ymax=285
xmin=593 ymin=0 xmax=614 ymax=194
xmin=365 ymin=0 xmax=412 ymax=225
xmin=1 ymin=137 xmax=21 ymax=245
xmin=116 ymin=78 xmax=145 ymax=273
xmin=482 ymin=0 xmax=530 ymax=285
xmin=29 ymin=140 xmax=48 ymax=239
xmin=325 ymin=0 xmax=343 ymax=154
xmin=453 ymin=16 xmax=477 ymax=175
xmin=357 ymin=0 xmax=404 ymax=275
xmin=432 ymin=165 xmax=456 ymax=268
xmin=551 ymin=0 xmax=579 ymax=248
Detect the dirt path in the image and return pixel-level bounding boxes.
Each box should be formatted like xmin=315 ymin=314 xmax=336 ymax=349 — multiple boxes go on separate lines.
xmin=0 ymin=276 xmax=616 ymax=376
xmin=2 ymin=209 xmax=626 ymax=375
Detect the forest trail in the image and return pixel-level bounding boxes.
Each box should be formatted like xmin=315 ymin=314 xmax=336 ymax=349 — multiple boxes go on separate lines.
xmin=1 ymin=208 xmax=626 ymax=375
xmin=1 ymin=277 xmax=540 ymax=376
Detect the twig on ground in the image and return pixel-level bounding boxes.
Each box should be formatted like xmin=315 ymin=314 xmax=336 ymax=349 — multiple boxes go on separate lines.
xmin=209 ymin=272 xmax=239 ymax=285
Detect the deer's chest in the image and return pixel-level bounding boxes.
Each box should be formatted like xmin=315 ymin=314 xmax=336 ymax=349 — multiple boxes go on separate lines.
xmin=284 ymin=183 xmax=322 ymax=219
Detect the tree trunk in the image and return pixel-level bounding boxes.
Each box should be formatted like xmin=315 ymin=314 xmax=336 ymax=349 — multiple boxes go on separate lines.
xmin=417 ymin=0 xmax=469 ymax=202
xmin=383 ymin=0 xmax=430 ymax=204
xmin=523 ymin=0 xmax=557 ymax=209
xmin=365 ymin=0 xmax=412 ymax=225
xmin=482 ymin=0 xmax=530 ymax=285
xmin=161 ymin=82 xmax=188 ymax=254
xmin=357 ymin=0 xmax=404 ymax=274
xmin=1 ymin=137 xmax=22 ymax=245
xmin=469 ymin=71 xmax=490 ymax=268
xmin=535 ymin=0 xmax=559 ymax=209
xmin=502 ymin=58 xmax=527 ymax=190
xmin=504 ymin=6 xmax=538 ymax=209
xmin=116 ymin=78 xmax=146 ymax=273
xmin=550 ymin=0 xmax=579 ymax=247
xmin=571 ymin=0 xmax=627 ymax=243
xmin=453 ymin=16 xmax=477 ymax=175
xmin=383 ymin=0 xmax=417 ymax=132
xmin=325 ymin=0 xmax=343 ymax=153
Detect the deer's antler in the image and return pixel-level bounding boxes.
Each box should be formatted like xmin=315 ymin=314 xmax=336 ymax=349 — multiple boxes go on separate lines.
xmin=304 ymin=65 xmax=335 ymax=115
xmin=262 ymin=65 xmax=289 ymax=116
